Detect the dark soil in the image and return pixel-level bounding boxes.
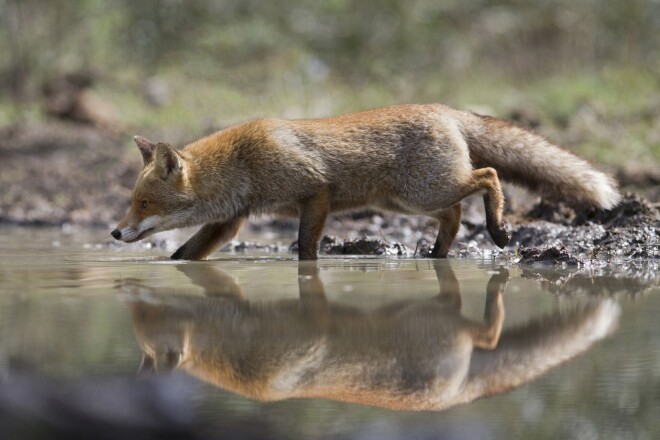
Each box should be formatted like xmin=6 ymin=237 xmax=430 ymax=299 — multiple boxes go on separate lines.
xmin=296 ymin=235 xmax=409 ymax=256
xmin=510 ymin=193 xmax=659 ymax=261
xmin=0 ymin=121 xmax=134 ymax=226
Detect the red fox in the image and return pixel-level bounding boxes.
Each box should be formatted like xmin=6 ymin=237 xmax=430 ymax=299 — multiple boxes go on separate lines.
xmin=111 ymin=104 xmax=621 ymax=260
xmin=123 ymin=263 xmax=620 ymax=411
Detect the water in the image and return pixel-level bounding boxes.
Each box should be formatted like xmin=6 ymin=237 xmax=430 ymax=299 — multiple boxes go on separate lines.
xmin=0 ymin=228 xmax=658 ymax=439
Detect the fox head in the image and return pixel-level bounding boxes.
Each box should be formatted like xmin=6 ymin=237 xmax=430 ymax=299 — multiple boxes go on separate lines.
xmin=130 ymin=299 xmax=191 ymax=376
xmin=111 ymin=136 xmax=197 ymax=242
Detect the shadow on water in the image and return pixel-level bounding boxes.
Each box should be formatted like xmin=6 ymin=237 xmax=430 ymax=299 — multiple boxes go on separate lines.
xmin=125 ymin=262 xmax=620 ymax=411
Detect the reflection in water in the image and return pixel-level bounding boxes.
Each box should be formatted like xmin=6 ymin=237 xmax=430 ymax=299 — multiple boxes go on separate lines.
xmin=521 ymin=266 xmax=659 ymax=297
xmin=120 ymin=263 xmax=620 ymax=411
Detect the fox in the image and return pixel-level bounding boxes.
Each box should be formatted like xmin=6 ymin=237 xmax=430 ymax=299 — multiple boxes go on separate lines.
xmin=111 ymin=104 xmax=621 ymax=260
xmin=121 ymin=263 xmax=620 ymax=411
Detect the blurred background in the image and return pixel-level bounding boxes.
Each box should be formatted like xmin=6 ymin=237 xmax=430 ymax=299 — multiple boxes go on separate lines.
xmin=1 ymin=4 xmax=660 ymax=437
xmin=0 ymin=0 xmax=659 ymax=226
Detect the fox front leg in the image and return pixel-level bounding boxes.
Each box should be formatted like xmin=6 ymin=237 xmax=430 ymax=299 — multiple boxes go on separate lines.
xmin=171 ymin=217 xmax=246 ymax=260
xmin=297 ymin=188 xmax=331 ymax=260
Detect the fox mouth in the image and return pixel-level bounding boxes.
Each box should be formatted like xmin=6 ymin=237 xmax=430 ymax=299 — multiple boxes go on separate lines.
xmin=124 ymin=227 xmax=155 ymax=243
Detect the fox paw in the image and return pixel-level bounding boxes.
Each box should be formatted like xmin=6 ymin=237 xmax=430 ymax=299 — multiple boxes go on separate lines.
xmin=170 ymin=246 xmax=187 ymax=260
xmin=489 ymin=223 xmax=511 ymax=249
xmin=171 ymin=245 xmax=200 ymax=260
xmin=429 ymin=244 xmax=449 ymax=258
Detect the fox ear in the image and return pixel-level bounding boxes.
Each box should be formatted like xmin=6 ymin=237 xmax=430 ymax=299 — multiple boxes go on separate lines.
xmin=134 ymin=135 xmax=156 ymax=165
xmin=154 ymin=142 xmax=182 ymax=179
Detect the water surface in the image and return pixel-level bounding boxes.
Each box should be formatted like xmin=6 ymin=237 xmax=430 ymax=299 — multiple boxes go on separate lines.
xmin=0 ymin=228 xmax=658 ymax=439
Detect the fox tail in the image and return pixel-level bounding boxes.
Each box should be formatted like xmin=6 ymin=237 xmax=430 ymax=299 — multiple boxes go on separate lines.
xmin=463 ymin=299 xmax=620 ymax=401
xmin=464 ymin=114 xmax=621 ymax=209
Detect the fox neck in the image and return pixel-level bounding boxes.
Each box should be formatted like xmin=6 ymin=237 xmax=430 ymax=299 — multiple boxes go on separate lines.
xmin=185 ymin=155 xmax=252 ymax=224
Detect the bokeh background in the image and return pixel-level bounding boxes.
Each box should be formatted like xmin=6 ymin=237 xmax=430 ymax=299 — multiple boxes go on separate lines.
xmin=0 ymin=0 xmax=659 ymax=226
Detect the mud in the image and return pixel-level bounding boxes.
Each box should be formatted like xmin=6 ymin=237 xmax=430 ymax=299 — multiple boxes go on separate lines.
xmin=510 ymin=194 xmax=659 ymax=261
xmin=0 ymin=121 xmax=133 ymax=226
xmin=315 ymin=235 xmax=409 ymax=256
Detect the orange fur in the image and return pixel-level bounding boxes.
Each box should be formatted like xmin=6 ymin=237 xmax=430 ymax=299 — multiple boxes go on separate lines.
xmin=113 ymin=104 xmax=620 ymax=259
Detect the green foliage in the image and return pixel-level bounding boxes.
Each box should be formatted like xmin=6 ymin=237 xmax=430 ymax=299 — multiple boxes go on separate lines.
xmin=0 ymin=0 xmax=658 ymax=164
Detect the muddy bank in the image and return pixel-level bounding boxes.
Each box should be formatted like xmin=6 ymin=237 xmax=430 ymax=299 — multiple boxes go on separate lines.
xmin=1 ymin=120 xmax=658 ymax=267
xmin=511 ymin=193 xmax=660 ymax=261
xmin=0 ymin=121 xmax=133 ymax=226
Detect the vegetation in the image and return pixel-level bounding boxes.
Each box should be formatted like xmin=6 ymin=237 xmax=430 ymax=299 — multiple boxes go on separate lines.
xmin=1 ymin=0 xmax=659 ymax=166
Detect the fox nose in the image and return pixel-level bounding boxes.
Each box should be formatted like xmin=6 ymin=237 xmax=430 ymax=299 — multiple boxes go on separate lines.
xmin=111 ymin=229 xmax=122 ymax=240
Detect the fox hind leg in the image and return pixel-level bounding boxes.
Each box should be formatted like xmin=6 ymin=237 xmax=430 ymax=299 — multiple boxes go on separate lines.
xmin=430 ymin=167 xmax=510 ymax=250
xmin=430 ymin=204 xmax=462 ymax=258
xmin=472 ymin=168 xmax=511 ymax=248
xmin=427 ymin=166 xmax=510 ymax=256
xmin=298 ymin=187 xmax=331 ymax=260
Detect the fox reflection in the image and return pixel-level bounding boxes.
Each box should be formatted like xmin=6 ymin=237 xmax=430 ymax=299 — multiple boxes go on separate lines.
xmin=121 ymin=263 xmax=619 ymax=411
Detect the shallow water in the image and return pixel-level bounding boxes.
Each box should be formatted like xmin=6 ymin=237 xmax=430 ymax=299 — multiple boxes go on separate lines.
xmin=0 ymin=228 xmax=659 ymax=439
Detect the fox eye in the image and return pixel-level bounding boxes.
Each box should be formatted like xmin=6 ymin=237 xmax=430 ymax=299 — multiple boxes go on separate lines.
xmin=141 ymin=200 xmax=150 ymax=209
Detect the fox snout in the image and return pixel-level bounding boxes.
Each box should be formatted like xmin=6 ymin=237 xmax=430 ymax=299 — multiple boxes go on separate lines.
xmin=111 ymin=217 xmax=132 ymax=241
xmin=111 ymin=215 xmax=161 ymax=243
